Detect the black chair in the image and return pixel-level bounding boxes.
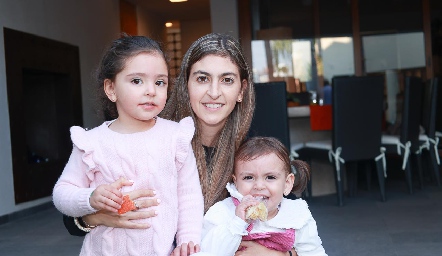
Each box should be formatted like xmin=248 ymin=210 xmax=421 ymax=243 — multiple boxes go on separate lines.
xmin=249 ymin=81 xmax=291 ymax=150
xmin=297 ymin=76 xmax=386 ymax=206
xmin=381 ymin=76 xmax=423 ymax=193
xmin=249 ymin=82 xmax=309 ymax=200
xmin=419 ymin=77 xmax=441 ymax=186
xmin=436 ymin=78 xmax=442 ymax=148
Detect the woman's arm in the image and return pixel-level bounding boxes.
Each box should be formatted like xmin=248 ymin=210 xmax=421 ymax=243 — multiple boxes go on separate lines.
xmin=235 ymin=241 xmax=297 ymax=256
xmin=63 ymin=178 xmax=160 ymax=236
xmin=63 ymin=215 xmax=87 ymax=236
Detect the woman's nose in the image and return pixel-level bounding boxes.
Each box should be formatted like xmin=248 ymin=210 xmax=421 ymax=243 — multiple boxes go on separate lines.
xmin=207 ymin=82 xmax=221 ymax=99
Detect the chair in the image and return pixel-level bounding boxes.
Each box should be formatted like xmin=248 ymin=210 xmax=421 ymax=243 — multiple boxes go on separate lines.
xmin=436 ymin=78 xmax=442 ymax=146
xmin=381 ymin=76 xmax=423 ymax=194
xmin=250 ymin=82 xmax=312 ymax=200
xmin=419 ymin=77 xmax=441 ymax=186
xmin=297 ymin=75 xmax=386 ymax=206
xmin=249 ymin=81 xmax=291 ymax=151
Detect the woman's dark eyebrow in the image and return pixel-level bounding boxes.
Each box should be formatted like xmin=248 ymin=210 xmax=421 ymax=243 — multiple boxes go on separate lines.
xmin=191 ymin=70 xmax=238 ymax=78
xmin=220 ymin=72 xmax=238 ymax=77
xmin=192 ymin=70 xmax=210 ymax=76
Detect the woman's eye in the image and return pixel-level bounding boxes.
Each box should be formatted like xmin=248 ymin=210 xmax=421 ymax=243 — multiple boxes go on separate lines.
xmin=156 ymin=80 xmax=166 ymax=87
xmin=131 ymin=78 xmax=143 ymax=85
xmin=267 ymin=175 xmax=276 ymax=180
xmin=243 ymin=176 xmax=253 ymax=180
xmin=222 ymin=77 xmax=234 ymax=84
xmin=196 ymin=76 xmax=209 ymax=83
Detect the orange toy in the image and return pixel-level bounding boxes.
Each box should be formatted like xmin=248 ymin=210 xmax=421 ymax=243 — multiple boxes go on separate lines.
xmin=118 ymin=195 xmax=137 ymax=214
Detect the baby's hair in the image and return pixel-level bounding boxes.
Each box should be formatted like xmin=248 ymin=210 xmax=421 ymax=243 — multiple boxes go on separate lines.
xmin=290 ymin=158 xmax=311 ymax=195
xmin=95 ymin=34 xmax=169 ymax=120
xmin=234 ymin=136 xmax=311 ymax=195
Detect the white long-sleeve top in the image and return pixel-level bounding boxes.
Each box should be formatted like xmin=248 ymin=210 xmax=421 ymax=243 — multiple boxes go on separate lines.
xmin=199 ymin=183 xmax=327 ymax=256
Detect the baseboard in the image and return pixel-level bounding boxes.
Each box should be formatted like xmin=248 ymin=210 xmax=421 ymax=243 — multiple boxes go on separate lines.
xmin=0 ymin=201 xmax=54 ymax=226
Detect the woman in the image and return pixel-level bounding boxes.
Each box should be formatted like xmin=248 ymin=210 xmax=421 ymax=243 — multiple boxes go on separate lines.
xmin=64 ymin=33 xmax=296 ymax=256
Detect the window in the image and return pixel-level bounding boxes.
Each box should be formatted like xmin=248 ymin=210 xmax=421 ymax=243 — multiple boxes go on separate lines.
xmin=251 ymin=37 xmax=355 ymax=94
xmin=362 ymin=32 xmax=426 ymax=73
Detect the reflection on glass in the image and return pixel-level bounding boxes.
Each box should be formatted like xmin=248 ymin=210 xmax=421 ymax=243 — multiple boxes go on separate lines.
xmin=319 ymin=37 xmax=355 ymax=83
xmin=251 ymin=37 xmax=355 ymax=97
xmin=362 ymin=32 xmax=425 ymax=73
xmin=292 ymin=40 xmax=312 ymax=82
xmin=270 ymin=40 xmax=293 ymax=78
xmin=252 ymin=40 xmax=268 ymax=82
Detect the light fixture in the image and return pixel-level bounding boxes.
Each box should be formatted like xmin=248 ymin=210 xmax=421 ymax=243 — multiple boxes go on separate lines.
xmin=165 ymin=22 xmax=173 ymax=27
xmin=170 ymin=0 xmax=187 ymax=2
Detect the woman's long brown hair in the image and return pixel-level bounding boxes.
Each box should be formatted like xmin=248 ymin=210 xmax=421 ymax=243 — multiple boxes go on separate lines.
xmin=160 ymin=33 xmax=255 ymax=212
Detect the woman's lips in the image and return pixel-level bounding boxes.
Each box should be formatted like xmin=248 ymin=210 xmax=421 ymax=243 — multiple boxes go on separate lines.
xmin=203 ymin=103 xmax=223 ymax=109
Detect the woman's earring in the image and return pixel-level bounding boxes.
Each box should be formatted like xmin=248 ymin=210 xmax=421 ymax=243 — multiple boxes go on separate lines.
xmin=237 ymin=99 xmax=242 ymax=102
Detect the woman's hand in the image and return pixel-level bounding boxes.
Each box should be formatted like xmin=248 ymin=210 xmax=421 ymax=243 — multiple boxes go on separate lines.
xmin=83 ymin=177 xmax=160 ymax=229
xmin=235 ymin=241 xmax=297 ymax=256
xmin=169 ymin=242 xmax=200 ymax=256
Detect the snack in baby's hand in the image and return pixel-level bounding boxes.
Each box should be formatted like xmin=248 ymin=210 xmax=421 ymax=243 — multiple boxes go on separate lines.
xmin=246 ymin=201 xmax=268 ymax=221
xmin=118 ymin=195 xmax=136 ymax=215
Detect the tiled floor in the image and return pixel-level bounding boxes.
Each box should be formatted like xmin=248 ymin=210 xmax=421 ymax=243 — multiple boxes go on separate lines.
xmin=312 ymin=178 xmax=442 ymax=256
xmin=1 ymin=175 xmax=441 ymax=256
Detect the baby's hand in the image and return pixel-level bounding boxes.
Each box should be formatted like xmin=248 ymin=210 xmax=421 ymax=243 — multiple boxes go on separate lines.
xmin=89 ymin=184 xmax=124 ymax=212
xmin=235 ymin=195 xmax=259 ymax=221
xmin=170 ymin=241 xmax=200 ymax=255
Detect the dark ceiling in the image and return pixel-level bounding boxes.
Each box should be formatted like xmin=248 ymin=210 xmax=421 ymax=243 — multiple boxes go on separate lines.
xmin=129 ymin=0 xmax=211 ymax=21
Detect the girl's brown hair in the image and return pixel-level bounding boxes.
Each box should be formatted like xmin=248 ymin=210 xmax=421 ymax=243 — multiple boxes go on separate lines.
xmin=96 ymin=34 xmax=169 ymax=120
xmin=234 ymin=136 xmax=311 ymax=195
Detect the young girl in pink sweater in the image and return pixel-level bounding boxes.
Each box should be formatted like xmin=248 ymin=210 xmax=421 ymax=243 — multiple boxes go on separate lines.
xmin=53 ymin=35 xmax=204 ymax=256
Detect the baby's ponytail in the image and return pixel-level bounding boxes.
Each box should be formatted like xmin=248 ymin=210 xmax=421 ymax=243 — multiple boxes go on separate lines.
xmin=290 ymin=160 xmax=311 ymax=195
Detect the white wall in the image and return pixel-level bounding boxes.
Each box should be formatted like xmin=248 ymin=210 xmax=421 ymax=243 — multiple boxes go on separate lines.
xmin=210 ymin=0 xmax=238 ymax=39
xmin=181 ymin=19 xmax=212 ymax=52
xmin=0 ymin=0 xmax=121 ymax=216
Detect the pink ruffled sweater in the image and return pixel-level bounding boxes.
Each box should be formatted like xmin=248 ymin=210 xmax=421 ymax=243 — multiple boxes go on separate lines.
xmin=53 ymin=117 xmax=204 ymax=256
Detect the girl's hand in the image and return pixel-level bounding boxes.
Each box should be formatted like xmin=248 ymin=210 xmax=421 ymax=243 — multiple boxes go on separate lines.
xmin=89 ymin=184 xmax=123 ymax=212
xmin=235 ymin=195 xmax=259 ymax=221
xmin=169 ymin=242 xmax=200 ymax=256
xmin=235 ymin=241 xmax=297 ymax=256
xmin=83 ymin=178 xmax=160 ymax=229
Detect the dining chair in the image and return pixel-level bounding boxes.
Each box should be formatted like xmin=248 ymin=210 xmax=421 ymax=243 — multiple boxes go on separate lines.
xmin=419 ymin=77 xmax=440 ymax=186
xmin=436 ymin=77 xmax=442 ymax=148
xmin=296 ymin=75 xmax=386 ymax=206
xmin=250 ymin=81 xmax=312 ymax=200
xmin=381 ymin=76 xmax=423 ymax=194
xmin=249 ymin=81 xmax=291 ymax=150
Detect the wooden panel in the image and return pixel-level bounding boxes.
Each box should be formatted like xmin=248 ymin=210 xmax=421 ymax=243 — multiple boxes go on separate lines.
xmin=351 ymin=0 xmax=363 ymax=76
xmin=120 ymin=0 xmax=138 ymax=35
xmin=422 ymin=0 xmax=433 ymax=79
xmin=238 ymin=0 xmax=253 ymax=68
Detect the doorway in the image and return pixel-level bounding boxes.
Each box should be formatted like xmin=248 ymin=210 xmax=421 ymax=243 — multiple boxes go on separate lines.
xmin=4 ymin=28 xmax=83 ymax=203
